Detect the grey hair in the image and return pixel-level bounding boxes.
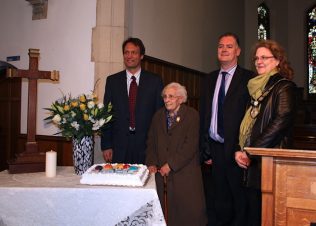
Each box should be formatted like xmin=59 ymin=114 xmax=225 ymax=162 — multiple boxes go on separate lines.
xmin=162 ymin=82 xmax=188 ymax=103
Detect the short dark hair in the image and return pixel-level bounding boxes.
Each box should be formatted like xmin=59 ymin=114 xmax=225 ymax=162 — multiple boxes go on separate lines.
xmin=218 ymin=32 xmax=240 ymax=46
xmin=122 ymin=37 xmax=146 ymax=55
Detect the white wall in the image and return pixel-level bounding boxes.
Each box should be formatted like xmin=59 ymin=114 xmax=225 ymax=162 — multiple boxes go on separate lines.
xmin=129 ymin=0 xmax=246 ymax=73
xmin=0 ymin=0 xmax=96 ymax=135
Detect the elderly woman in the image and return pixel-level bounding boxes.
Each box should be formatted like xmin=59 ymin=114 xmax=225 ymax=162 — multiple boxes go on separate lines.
xmin=235 ymin=40 xmax=296 ymax=225
xmin=146 ymin=82 xmax=207 ymax=226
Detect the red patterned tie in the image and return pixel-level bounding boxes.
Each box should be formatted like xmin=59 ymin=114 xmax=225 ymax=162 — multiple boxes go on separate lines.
xmin=129 ymin=76 xmax=137 ymax=129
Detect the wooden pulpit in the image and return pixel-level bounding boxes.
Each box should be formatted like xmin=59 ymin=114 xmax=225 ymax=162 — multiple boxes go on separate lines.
xmin=245 ymin=147 xmax=316 ymax=226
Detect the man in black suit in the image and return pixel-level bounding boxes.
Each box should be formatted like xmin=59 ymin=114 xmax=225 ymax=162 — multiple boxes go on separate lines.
xmin=101 ymin=37 xmax=163 ymax=164
xmin=200 ymin=33 xmax=253 ymax=226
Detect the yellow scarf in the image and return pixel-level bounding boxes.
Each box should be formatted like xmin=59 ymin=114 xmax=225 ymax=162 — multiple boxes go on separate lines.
xmin=239 ymin=68 xmax=278 ymax=150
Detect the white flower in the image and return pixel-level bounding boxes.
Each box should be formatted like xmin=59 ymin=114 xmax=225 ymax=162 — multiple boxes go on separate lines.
xmin=99 ymin=118 xmax=106 ymax=127
xmin=87 ymin=101 xmax=95 ymax=109
xmin=97 ymin=103 xmax=104 ymax=109
xmin=71 ymin=111 xmax=76 ymax=117
xmin=92 ymin=118 xmax=106 ymax=131
xmin=71 ymin=121 xmax=80 ymax=131
xmin=89 ymin=116 xmax=96 ymax=123
xmin=92 ymin=121 xmax=100 ymax=131
xmin=52 ymin=114 xmax=61 ymax=124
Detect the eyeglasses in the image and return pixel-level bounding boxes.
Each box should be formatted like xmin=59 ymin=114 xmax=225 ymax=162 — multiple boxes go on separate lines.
xmin=253 ymin=56 xmax=275 ymax=62
xmin=162 ymin=94 xmax=178 ymax=100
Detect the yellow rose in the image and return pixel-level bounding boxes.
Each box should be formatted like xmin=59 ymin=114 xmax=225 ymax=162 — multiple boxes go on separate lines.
xmin=79 ymin=95 xmax=86 ymax=102
xmin=71 ymin=101 xmax=78 ymax=107
xmin=83 ymin=114 xmax=89 ymax=121
xmin=80 ymin=103 xmax=86 ymax=111
xmin=63 ymin=105 xmax=70 ymax=111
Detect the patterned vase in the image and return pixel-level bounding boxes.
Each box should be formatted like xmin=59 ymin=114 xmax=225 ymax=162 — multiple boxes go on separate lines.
xmin=72 ymin=136 xmax=94 ymax=175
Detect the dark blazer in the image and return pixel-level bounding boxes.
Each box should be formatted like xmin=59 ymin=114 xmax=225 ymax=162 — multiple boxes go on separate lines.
xmin=200 ymin=65 xmax=253 ymax=163
xmin=146 ymin=105 xmax=207 ymax=226
xmin=101 ymin=69 xmax=163 ymax=163
xmin=246 ymin=74 xmax=296 ymax=189
xmin=199 ymin=66 xmax=253 ymax=225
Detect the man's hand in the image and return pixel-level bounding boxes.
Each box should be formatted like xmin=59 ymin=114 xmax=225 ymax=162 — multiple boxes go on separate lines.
xmin=102 ymin=149 xmax=113 ymax=163
xmin=235 ymin=151 xmax=250 ymax=169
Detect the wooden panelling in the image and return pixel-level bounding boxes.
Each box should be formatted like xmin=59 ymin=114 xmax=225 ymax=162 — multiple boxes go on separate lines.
xmin=286 ymin=165 xmax=316 ymax=200
xmin=142 ymin=55 xmax=206 ymax=110
xmin=293 ymin=87 xmax=316 ymax=150
xmin=0 ymin=75 xmax=21 ymax=171
xmin=246 ymin=148 xmax=316 ymax=226
xmin=17 ymin=134 xmax=73 ymax=166
xmin=287 ymin=208 xmax=316 ymax=226
xmin=293 ymin=124 xmax=316 ymax=150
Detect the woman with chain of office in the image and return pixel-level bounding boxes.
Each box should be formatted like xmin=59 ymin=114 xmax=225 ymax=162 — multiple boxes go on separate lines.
xmin=235 ymin=39 xmax=297 ymax=226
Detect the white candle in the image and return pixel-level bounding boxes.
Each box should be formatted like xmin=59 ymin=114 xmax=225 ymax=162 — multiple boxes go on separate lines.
xmin=46 ymin=150 xmax=57 ymax=177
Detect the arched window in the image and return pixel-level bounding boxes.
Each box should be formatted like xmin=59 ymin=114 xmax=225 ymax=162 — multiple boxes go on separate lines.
xmin=258 ymin=3 xmax=270 ymax=40
xmin=307 ymin=5 xmax=316 ymax=95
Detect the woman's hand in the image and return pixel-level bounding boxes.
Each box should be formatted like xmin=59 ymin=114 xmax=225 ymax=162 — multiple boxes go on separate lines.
xmin=235 ymin=151 xmax=250 ymax=169
xmin=159 ymin=163 xmax=171 ymax=176
xmin=148 ymin=165 xmax=158 ymax=173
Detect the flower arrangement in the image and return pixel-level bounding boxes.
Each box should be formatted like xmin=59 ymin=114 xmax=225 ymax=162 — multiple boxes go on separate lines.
xmin=44 ymin=92 xmax=112 ymax=140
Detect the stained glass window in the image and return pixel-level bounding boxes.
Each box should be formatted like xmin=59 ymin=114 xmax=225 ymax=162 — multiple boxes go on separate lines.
xmin=258 ymin=3 xmax=270 ymax=40
xmin=308 ymin=5 xmax=316 ymax=94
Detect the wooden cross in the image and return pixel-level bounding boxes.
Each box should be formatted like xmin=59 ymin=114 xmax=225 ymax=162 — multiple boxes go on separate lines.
xmin=6 ymin=48 xmax=59 ymax=173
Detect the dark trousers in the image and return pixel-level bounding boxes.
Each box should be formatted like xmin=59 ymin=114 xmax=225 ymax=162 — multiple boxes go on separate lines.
xmin=206 ymin=139 xmax=247 ymax=226
xmin=245 ymin=187 xmax=261 ymax=226
xmin=202 ymin=164 xmax=216 ymax=226
xmin=124 ymin=132 xmax=142 ymax=164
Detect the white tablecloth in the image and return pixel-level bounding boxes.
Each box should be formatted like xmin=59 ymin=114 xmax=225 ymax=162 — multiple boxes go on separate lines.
xmin=0 ymin=167 xmax=166 ymax=226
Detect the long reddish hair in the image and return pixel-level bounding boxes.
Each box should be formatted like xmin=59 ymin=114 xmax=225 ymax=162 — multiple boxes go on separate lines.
xmin=253 ymin=40 xmax=294 ymax=80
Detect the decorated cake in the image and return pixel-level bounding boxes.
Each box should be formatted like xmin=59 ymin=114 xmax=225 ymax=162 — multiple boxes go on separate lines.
xmin=80 ymin=163 xmax=149 ymax=187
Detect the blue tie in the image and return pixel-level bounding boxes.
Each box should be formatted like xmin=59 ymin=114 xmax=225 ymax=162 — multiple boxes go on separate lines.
xmin=217 ymin=72 xmax=227 ymax=138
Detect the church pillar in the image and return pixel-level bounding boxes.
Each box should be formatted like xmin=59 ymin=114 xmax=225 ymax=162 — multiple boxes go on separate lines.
xmin=92 ymin=0 xmax=129 ymax=102
xmin=91 ymin=0 xmax=128 ymax=162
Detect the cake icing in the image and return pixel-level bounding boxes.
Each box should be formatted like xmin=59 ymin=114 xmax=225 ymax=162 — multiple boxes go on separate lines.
xmin=80 ymin=163 xmax=149 ymax=187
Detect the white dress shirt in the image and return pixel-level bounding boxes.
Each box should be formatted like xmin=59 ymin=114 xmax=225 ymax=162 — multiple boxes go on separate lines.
xmin=126 ymin=69 xmax=141 ymax=94
xmin=209 ymin=65 xmax=237 ymax=143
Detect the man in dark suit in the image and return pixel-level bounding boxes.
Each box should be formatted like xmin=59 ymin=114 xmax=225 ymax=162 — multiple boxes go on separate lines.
xmin=199 ymin=33 xmax=253 ymax=226
xmin=101 ymin=37 xmax=163 ymax=164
